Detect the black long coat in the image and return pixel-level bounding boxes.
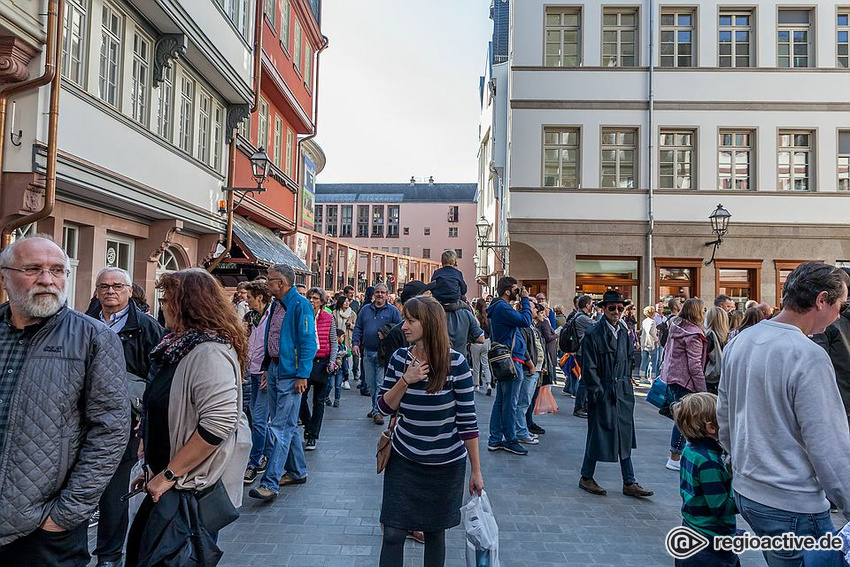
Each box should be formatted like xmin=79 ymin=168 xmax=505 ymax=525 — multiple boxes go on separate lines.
xmin=579 ymin=318 xmax=637 ymax=462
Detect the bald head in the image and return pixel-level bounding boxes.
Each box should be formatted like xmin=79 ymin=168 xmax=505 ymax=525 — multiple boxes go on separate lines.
xmin=0 ymin=235 xmax=69 ymax=325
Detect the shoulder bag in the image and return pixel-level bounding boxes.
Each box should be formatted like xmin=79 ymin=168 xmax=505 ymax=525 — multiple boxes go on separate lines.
xmin=376 ymin=348 xmax=412 ymax=474
xmin=488 ymin=331 xmax=518 ymax=383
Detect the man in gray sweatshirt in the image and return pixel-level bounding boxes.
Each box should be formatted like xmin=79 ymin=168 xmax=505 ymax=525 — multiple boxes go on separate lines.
xmin=718 ymin=262 xmax=850 ymax=567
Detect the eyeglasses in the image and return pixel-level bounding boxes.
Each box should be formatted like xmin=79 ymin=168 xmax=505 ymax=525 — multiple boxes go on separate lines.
xmin=1 ymin=266 xmax=69 ymax=278
xmin=308 ymin=296 xmax=321 ymax=302
xmin=96 ymin=283 xmax=128 ymax=291
xmin=606 ymin=305 xmax=626 ymax=313
xmin=267 ymin=277 xmax=283 ymax=282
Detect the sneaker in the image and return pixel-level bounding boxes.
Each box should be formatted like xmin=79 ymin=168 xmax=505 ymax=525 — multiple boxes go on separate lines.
xmin=502 ymin=441 xmax=529 ymax=456
xmin=665 ymin=457 xmax=681 ymax=471
xmin=487 ymin=442 xmax=504 ymax=452
xmin=486 ymin=387 xmax=492 ymax=396
xmin=373 ymin=414 xmax=385 ymax=425
xmin=257 ymin=455 xmax=268 ymax=474
xmin=529 ymin=424 xmax=546 ymax=435
xmin=359 ymin=389 xmax=371 ymax=397
xmin=324 ymin=397 xmax=332 ymax=406
xmin=529 ymin=433 xmax=539 ymax=440
xmin=573 ymin=409 xmax=588 ymax=419
xmin=342 ymin=380 xmax=351 ymax=390
xmin=244 ymin=467 xmax=258 ymax=484
xmin=623 ymin=482 xmax=654 ymax=498
xmin=579 ymin=477 xmax=607 ymax=496
xmin=333 ymin=400 xmax=339 ymax=407
xmin=367 ymin=411 xmax=376 ymax=418
xmin=279 ymin=475 xmax=307 ymax=487
xmin=88 ymin=508 xmax=99 ymax=528
xmin=570 ymin=394 xmax=577 ymax=398
xmin=518 ymin=436 xmax=539 ymax=445
xmin=305 ymin=438 xmax=317 ymax=451
xmin=249 ymin=485 xmax=277 ymax=501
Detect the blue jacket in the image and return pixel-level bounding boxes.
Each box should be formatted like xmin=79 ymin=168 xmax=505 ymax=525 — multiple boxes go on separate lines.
xmin=277 ymin=286 xmax=317 ymax=379
xmin=486 ymin=297 xmax=533 ymax=361
xmin=352 ymin=302 xmax=401 ymax=352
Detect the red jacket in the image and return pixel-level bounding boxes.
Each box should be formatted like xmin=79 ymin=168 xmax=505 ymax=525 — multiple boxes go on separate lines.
xmin=661 ymin=317 xmax=708 ymax=392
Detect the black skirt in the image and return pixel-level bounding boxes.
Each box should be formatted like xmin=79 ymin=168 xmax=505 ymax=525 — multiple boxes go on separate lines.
xmin=380 ymin=450 xmax=466 ymax=531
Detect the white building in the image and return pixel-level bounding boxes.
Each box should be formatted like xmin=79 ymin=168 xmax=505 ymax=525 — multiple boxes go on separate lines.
xmin=507 ymin=0 xmax=850 ymax=308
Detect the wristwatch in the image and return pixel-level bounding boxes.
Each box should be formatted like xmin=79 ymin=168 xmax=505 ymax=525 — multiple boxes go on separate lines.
xmin=163 ymin=468 xmax=182 ymax=482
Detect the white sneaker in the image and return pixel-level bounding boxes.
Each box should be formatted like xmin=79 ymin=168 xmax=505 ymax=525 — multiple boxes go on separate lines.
xmin=530 ymin=433 xmax=539 ymax=440
xmin=518 ymin=436 xmax=539 ymax=445
xmin=666 ymin=457 xmax=681 ymax=471
xmin=342 ymin=380 xmax=351 ymax=390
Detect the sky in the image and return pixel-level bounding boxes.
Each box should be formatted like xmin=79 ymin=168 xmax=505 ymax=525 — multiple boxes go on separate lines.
xmin=314 ymin=0 xmax=494 ymax=184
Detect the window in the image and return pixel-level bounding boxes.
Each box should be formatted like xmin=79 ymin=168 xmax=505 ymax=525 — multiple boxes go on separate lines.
xmin=660 ymin=10 xmax=695 ymax=67
xmin=326 ymin=205 xmax=338 ymax=236
xmin=257 ymin=98 xmax=269 ymax=150
xmin=314 ymin=205 xmax=323 ymax=233
xmin=273 ymin=116 xmax=283 ymax=167
xmin=356 ymin=206 xmax=369 ymax=237
xmin=575 ymin=257 xmax=639 ymax=301
xmin=62 ymin=225 xmax=80 ymax=308
xmin=600 ymin=128 xmax=637 ymax=188
xmin=455 ymin=249 xmax=463 ymax=259
xmin=281 ymin=0 xmax=290 ymax=51
xmin=387 ymin=205 xmax=400 ymax=238
xmin=98 ymin=3 xmax=122 ymax=107
xmin=839 ymin=131 xmax=850 ymax=191
xmin=178 ymin=76 xmax=194 ymax=153
xmin=264 ymin=0 xmax=276 ymax=23
xmin=197 ymin=90 xmax=211 ymax=163
xmin=659 ymin=130 xmax=694 ymax=189
xmin=424 ymin=227 xmax=431 ymax=236
xmin=719 ymin=11 xmax=753 ymax=67
xmin=340 ymin=205 xmax=353 ymax=237
xmin=423 ymin=248 xmax=431 ymax=259
xmin=543 ymin=128 xmax=580 ymax=188
xmin=656 ymin=262 xmax=701 ymax=301
xmin=715 ymin=260 xmax=761 ymax=306
xmin=221 ymin=0 xmax=251 ymax=40
xmin=237 ymin=111 xmax=249 ymax=140
xmin=62 ymin=0 xmax=87 ymax=85
xmin=778 ymin=10 xmax=812 ymax=68
xmin=105 ymin=236 xmax=134 ymax=275
xmin=304 ymin=43 xmax=313 ymax=89
xmin=448 ymin=227 xmax=458 ymax=238
xmin=372 ymin=206 xmax=384 ymax=237
xmin=602 ymin=10 xmax=638 ymax=67
xmin=778 ymin=131 xmax=812 ymax=191
xmin=294 ymin=19 xmax=302 ymax=73
xmin=157 ymin=66 xmax=174 ymax=140
xmin=131 ymin=32 xmax=150 ymax=124
xmin=403 ymin=247 xmax=410 ymax=256
xmin=718 ymin=131 xmax=752 ymax=190
xmin=839 ymin=12 xmax=850 ymax=68
xmin=448 ymin=205 xmax=459 ymax=222
xmin=544 ymin=7 xmax=581 ymax=67
xmin=285 ymin=128 xmax=294 ymax=177
xmin=403 ymin=227 xmax=409 ymax=235
xmin=212 ymin=104 xmax=224 ymax=171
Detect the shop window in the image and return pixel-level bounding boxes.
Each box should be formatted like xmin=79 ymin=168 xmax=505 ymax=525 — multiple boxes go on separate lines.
xmin=775 ymin=259 xmax=820 ymax=308
xmin=715 ymin=260 xmax=761 ymax=308
xmin=575 ymin=257 xmax=639 ymax=302
xmin=656 ymin=260 xmax=701 ymax=302
xmin=105 ymin=236 xmax=134 ymax=277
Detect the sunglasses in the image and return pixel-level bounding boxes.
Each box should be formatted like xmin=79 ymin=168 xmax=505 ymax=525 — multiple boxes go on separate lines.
xmin=606 ymin=305 xmax=626 ymax=313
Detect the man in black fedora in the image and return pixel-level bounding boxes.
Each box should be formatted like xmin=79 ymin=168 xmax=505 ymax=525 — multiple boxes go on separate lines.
xmin=578 ymin=290 xmax=653 ymax=498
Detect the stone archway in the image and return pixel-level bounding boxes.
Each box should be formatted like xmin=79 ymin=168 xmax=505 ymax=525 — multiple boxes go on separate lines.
xmin=509 ymin=241 xmax=550 ymax=296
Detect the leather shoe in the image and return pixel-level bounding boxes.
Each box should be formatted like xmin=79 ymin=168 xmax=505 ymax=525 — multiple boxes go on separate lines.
xmin=623 ymin=482 xmax=654 ymax=498
xmin=373 ymin=414 xmax=385 ymax=425
xmin=279 ymin=475 xmax=307 ymax=487
xmin=579 ymin=477 xmax=607 ymax=496
xmin=573 ymin=409 xmax=588 ymax=419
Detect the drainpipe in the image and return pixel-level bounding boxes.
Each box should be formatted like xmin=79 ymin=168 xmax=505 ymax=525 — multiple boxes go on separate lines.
xmin=207 ymin=0 xmax=264 ymax=272
xmin=0 ymin=0 xmax=63 ymax=249
xmin=647 ymin=0 xmax=656 ymax=305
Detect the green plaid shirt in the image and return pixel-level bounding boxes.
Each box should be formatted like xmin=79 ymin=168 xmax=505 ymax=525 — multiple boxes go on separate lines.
xmin=680 ymin=437 xmax=738 ymax=538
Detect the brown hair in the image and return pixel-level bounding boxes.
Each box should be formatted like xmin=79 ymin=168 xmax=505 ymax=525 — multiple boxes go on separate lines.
xmin=673 ymin=392 xmax=718 ymax=441
xmin=739 ymin=306 xmax=764 ymax=331
xmin=157 ymin=268 xmax=249 ymax=368
xmin=679 ymin=297 xmax=705 ymax=327
xmin=402 ymin=296 xmax=452 ymax=394
xmin=243 ymin=280 xmax=271 ymax=303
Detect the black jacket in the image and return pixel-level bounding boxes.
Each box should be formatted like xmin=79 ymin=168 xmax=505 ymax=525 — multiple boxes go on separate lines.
xmin=813 ymin=309 xmax=850 ymax=426
xmin=86 ymin=299 xmax=165 ymax=380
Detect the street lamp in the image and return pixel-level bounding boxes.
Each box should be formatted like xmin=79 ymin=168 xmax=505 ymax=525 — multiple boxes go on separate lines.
xmin=704 ymin=204 xmax=731 ymax=266
xmin=475 ymin=216 xmax=509 ymax=267
xmin=219 ymin=147 xmax=272 ymax=213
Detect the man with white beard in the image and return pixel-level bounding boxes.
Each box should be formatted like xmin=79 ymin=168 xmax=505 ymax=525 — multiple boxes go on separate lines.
xmin=0 ymin=235 xmax=129 ymax=566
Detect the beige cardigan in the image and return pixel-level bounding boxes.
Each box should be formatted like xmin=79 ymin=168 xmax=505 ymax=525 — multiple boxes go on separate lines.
xmin=167 ymin=342 xmax=251 ymax=507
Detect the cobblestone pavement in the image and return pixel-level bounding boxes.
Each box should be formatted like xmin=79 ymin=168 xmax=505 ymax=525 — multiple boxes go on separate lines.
xmin=90 ymin=380 xmax=843 ymax=566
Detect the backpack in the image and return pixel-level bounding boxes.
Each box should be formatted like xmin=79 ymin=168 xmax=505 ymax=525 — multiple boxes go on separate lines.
xmin=657 ymin=316 xmax=672 ymax=348
xmin=704 ymin=330 xmax=723 ymax=386
xmin=558 ymin=311 xmax=581 ymax=353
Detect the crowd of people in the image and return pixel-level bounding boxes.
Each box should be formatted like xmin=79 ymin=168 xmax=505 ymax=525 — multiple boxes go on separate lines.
xmin=1 ymin=233 xmax=850 ymax=567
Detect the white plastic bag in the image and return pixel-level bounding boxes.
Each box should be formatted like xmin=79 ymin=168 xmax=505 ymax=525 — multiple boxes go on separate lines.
xmin=461 ymin=490 xmax=500 ymax=567
xmin=126 ymin=460 xmax=146 ymax=529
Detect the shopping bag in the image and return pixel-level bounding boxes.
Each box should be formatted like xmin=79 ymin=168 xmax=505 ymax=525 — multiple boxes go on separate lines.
xmin=461 ymin=490 xmax=500 ymax=567
xmin=127 ymin=459 xmax=146 ymax=528
xmin=533 ymin=385 xmax=559 ymax=415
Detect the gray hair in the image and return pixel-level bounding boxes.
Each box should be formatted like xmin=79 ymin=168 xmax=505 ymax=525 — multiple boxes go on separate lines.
xmin=374 ymin=283 xmax=389 ymax=292
xmin=0 ymin=234 xmax=69 ymax=270
xmin=306 ymin=287 xmax=326 ymax=303
xmin=269 ymin=264 xmax=296 ymax=286
xmin=96 ymin=266 xmax=132 ymax=285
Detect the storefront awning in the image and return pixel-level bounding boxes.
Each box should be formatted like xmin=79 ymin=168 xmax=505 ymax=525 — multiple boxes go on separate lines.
xmin=231 ymin=216 xmax=310 ymax=273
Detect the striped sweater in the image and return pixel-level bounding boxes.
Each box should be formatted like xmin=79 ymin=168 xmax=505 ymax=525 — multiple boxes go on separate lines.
xmin=377 ymin=347 xmax=479 ymax=465
xmin=680 ymin=437 xmax=737 ymax=538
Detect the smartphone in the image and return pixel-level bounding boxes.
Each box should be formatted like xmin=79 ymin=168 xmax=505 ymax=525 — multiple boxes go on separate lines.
xmin=120 ymin=485 xmax=145 ymax=502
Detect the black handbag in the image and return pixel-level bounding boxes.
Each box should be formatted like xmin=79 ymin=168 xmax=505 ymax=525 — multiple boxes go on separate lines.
xmin=488 ymin=332 xmax=518 ymax=383
xmin=195 ymin=479 xmax=239 ymax=533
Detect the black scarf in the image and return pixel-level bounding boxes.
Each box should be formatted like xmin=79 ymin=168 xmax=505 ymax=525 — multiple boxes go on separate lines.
xmin=150 ymin=330 xmax=228 ymax=366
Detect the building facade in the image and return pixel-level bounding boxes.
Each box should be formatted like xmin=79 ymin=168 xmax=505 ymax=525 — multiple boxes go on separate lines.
xmin=313 ymin=182 xmax=476 ymax=292
xmin=1 ymin=0 xmax=257 ymax=309
xmin=507 ymin=0 xmax=850 ymax=308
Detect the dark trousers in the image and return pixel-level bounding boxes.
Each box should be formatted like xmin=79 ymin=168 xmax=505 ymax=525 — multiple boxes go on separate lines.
xmin=574 ymin=380 xmax=587 ymax=411
xmin=95 ymin=435 xmax=140 ymax=561
xmin=527 ymin=385 xmax=541 ymax=427
xmin=0 ymin=520 xmax=89 ymax=566
xmin=299 ymin=359 xmax=330 ymax=440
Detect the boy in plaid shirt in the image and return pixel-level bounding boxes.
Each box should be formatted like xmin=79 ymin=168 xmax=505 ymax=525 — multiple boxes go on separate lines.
xmin=674 ymin=392 xmax=740 ymax=566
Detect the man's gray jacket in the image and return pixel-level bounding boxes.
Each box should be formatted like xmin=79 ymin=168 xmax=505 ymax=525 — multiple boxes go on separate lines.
xmin=0 ymin=304 xmax=129 ymax=544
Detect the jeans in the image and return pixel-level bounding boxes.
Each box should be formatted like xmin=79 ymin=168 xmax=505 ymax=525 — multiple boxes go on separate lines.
xmin=668 ymin=383 xmax=693 ymax=456
xmin=259 ymin=363 xmax=307 ymax=490
xmin=469 ymin=340 xmax=492 ymax=387
xmin=300 ymin=360 xmax=330 ymax=440
xmin=0 ymin=520 xmax=89 ymax=566
xmin=329 ymin=368 xmax=345 ymax=401
xmin=734 ymin=492 xmax=835 ymax=567
xmin=248 ymin=372 xmax=272 ymax=469
xmin=580 ymin=454 xmax=636 ymax=485
xmin=640 ymin=348 xmax=660 ymax=379
xmin=362 ymin=349 xmax=383 ymax=415
xmin=488 ymin=361 xmax=522 ymax=445
xmin=514 ymin=369 xmax=538 ymax=439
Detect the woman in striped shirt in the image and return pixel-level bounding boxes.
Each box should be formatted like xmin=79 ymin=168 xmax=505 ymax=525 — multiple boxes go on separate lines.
xmin=377 ymin=296 xmax=484 ymax=567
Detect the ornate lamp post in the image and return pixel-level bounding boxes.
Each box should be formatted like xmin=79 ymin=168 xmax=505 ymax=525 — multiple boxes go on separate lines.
xmin=475 ymin=216 xmax=509 ymax=268
xmin=704 ymin=204 xmax=731 ymax=266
